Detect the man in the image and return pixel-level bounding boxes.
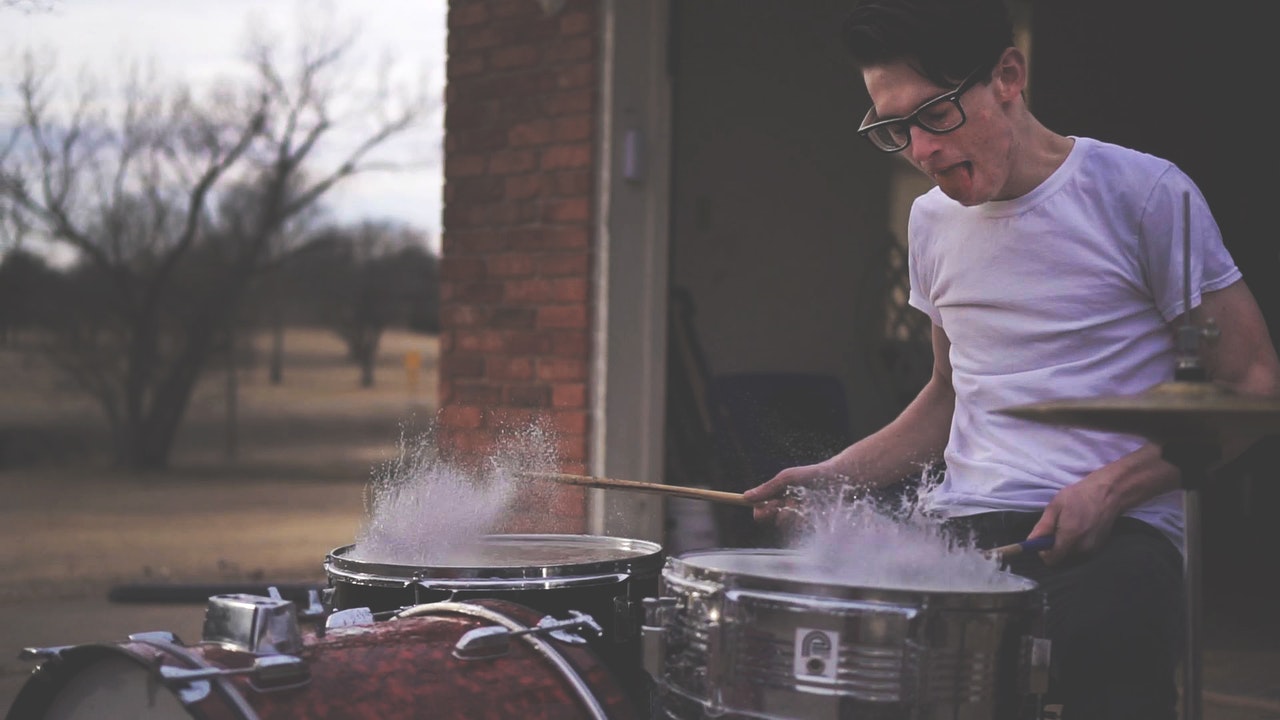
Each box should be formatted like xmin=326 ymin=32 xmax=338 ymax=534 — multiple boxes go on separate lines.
xmin=742 ymin=0 xmax=1280 ymax=717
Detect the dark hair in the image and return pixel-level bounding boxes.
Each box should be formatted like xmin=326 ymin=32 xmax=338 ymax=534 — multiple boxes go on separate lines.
xmin=842 ymin=0 xmax=1014 ymax=88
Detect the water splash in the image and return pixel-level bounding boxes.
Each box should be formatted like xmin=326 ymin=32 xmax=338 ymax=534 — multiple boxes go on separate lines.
xmin=779 ymin=466 xmax=1025 ymax=592
xmin=348 ymin=416 xmax=562 ymax=565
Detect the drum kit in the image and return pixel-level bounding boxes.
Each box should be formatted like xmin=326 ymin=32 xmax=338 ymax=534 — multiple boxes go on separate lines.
xmin=5 ymin=387 xmax=1277 ymax=720
xmin=6 ymin=212 xmax=1278 ymax=720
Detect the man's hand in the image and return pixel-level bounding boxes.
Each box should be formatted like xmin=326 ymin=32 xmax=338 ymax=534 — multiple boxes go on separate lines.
xmin=1029 ymin=470 xmax=1122 ymax=565
xmin=743 ymin=461 xmax=837 ymax=525
xmin=1029 ymin=443 xmax=1180 ymax=565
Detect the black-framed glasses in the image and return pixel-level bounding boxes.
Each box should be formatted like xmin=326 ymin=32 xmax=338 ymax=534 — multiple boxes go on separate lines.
xmin=857 ymin=67 xmax=985 ymax=153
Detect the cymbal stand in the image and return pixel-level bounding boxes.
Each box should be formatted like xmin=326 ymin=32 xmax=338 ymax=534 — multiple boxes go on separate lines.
xmin=1162 ymin=441 xmax=1215 ymax=720
xmin=1166 ymin=190 xmax=1216 ymax=720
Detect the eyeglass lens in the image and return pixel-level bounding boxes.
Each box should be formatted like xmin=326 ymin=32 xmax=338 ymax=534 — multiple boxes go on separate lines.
xmin=865 ymin=97 xmax=966 ymax=151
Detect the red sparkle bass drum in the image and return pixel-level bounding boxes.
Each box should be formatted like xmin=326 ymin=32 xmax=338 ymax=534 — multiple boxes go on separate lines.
xmin=7 ymin=598 xmax=635 ymax=720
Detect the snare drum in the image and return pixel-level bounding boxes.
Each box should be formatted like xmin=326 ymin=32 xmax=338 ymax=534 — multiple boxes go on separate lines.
xmin=8 ymin=598 xmax=634 ymax=720
xmin=324 ymin=533 xmax=664 ymax=710
xmin=642 ymin=548 xmax=1051 ymax=720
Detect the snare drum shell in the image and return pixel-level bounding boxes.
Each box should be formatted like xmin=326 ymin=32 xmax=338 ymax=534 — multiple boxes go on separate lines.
xmin=8 ymin=599 xmax=635 ymax=720
xmin=649 ymin=549 xmax=1048 ymax=720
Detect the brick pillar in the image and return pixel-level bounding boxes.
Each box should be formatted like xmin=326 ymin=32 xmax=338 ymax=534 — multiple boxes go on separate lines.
xmin=439 ymin=0 xmax=598 ymax=532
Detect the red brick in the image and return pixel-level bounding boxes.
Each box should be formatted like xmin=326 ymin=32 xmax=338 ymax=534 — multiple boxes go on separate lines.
xmin=441 ymin=256 xmax=487 ymax=282
xmin=506 ymin=384 xmax=552 ymax=407
xmin=443 ymin=354 xmax=485 ymax=379
xmin=538 ymin=305 xmax=588 ymax=329
xmin=505 ymin=278 xmax=555 ymax=303
xmin=504 ymin=174 xmax=545 ymax=200
xmin=552 ymin=382 xmax=586 ymax=408
xmin=454 ymin=282 xmax=505 ymax=304
xmin=440 ymin=304 xmax=482 ymax=328
xmin=550 ymin=277 xmax=588 ymax=302
xmin=455 ymin=329 xmax=507 ymax=353
xmin=449 ymin=175 xmax=505 ymax=203
xmin=491 ymin=44 xmax=540 ymax=70
xmin=552 ymin=410 xmax=588 ymax=435
xmin=439 ymin=404 xmax=483 ymax=429
xmin=559 ymin=10 xmax=592 ymax=36
xmin=447 ymin=230 xmax=508 ymax=254
xmin=543 ymin=91 xmax=593 ymax=116
xmin=546 ymin=36 xmax=595 ymax=64
xmin=447 ymin=154 xmax=488 ymax=178
xmin=486 ymin=407 xmax=542 ymax=430
xmin=458 ymin=26 xmax=502 ymax=51
xmin=537 ymin=252 xmax=589 ymax=276
xmin=488 ymin=150 xmax=538 ymax=175
xmin=445 ymin=99 xmax=499 ymax=130
xmin=553 ymin=116 xmax=593 ymax=143
xmin=449 ymin=3 xmax=490 ymax=28
xmin=540 ymin=143 xmax=592 ymax=170
xmin=557 ymin=433 xmax=588 ymax=464
xmin=550 ymin=170 xmax=591 ymax=197
xmin=489 ymin=356 xmax=535 ymax=381
xmin=490 ymin=306 xmax=538 ymax=328
xmin=537 ymin=357 xmax=587 ymax=382
xmin=506 ymin=331 xmax=554 ymax=355
xmin=452 ymin=127 xmax=509 ymax=154
xmin=543 ymin=198 xmax=591 ymax=223
xmin=491 ymin=0 xmax=536 ymax=20
xmin=541 ymin=227 xmax=590 ymax=250
xmin=448 ymin=53 xmax=486 ymax=79
xmin=555 ymin=63 xmax=595 ymax=90
xmin=487 ymin=254 xmax=536 ymax=278
xmin=559 ymin=461 xmax=588 ymax=477
xmin=551 ymin=330 xmax=589 ymax=356
xmin=453 ymin=382 xmax=504 ymax=405
xmin=509 ymin=120 xmax=552 ymax=147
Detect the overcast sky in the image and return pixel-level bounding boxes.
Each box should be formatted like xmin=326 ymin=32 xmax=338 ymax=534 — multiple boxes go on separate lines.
xmin=1 ymin=0 xmax=448 ymax=252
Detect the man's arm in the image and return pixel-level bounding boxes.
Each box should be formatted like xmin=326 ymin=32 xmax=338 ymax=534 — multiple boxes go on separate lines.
xmin=745 ymin=324 xmax=956 ymax=522
xmin=1031 ymin=280 xmax=1280 ymax=564
xmin=1194 ymin=280 xmax=1280 ymax=454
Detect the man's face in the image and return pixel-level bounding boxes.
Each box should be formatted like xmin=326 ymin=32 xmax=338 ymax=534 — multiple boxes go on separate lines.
xmin=862 ymin=60 xmax=1014 ymax=206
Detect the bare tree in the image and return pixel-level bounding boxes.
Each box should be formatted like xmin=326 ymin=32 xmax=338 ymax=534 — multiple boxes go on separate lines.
xmin=0 ymin=17 xmax=433 ymax=469
xmin=288 ymin=220 xmax=437 ymax=388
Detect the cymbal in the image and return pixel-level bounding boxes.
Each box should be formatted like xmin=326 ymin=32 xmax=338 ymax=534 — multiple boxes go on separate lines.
xmin=997 ymin=381 xmax=1280 ymax=443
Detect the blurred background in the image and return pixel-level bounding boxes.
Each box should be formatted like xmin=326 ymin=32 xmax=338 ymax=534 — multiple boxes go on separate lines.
xmin=0 ymin=0 xmax=448 ymax=709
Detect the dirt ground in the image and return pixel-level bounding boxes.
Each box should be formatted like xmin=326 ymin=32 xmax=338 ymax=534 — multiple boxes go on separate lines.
xmin=1 ymin=327 xmax=1277 ymax=718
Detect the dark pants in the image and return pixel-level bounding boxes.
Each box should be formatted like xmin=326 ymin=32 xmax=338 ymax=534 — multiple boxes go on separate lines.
xmin=942 ymin=512 xmax=1184 ymax=720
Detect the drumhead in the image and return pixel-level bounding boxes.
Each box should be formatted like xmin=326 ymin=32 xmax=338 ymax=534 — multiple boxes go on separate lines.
xmin=327 ymin=533 xmax=664 ymax=585
xmin=670 ymin=548 xmax=1038 ymax=604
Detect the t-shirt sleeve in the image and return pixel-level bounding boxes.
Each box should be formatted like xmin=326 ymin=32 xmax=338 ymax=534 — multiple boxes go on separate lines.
xmin=1140 ymin=166 xmax=1241 ymax=323
xmin=907 ymin=208 xmax=944 ymax=326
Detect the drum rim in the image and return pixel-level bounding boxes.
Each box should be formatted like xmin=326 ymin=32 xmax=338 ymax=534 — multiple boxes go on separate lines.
xmin=326 ymin=533 xmax=665 ymax=584
xmin=665 ymin=548 xmax=1040 ymax=607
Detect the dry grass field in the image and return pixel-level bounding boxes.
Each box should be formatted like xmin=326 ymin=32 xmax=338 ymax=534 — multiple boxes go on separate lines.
xmin=0 ymin=327 xmax=438 ymax=711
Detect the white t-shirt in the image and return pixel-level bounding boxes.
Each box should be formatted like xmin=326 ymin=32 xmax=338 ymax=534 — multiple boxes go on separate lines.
xmin=907 ymin=136 xmax=1241 ymax=549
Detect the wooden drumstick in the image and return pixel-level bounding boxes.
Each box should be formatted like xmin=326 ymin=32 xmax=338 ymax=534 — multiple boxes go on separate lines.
xmin=519 ymin=471 xmax=753 ymax=507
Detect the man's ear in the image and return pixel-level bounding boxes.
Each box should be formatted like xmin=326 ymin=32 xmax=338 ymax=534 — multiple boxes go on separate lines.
xmin=993 ymin=46 xmax=1028 ymax=102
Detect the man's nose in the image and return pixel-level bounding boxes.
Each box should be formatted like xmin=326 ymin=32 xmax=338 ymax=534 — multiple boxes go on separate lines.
xmin=907 ymin=124 xmax=944 ymax=163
